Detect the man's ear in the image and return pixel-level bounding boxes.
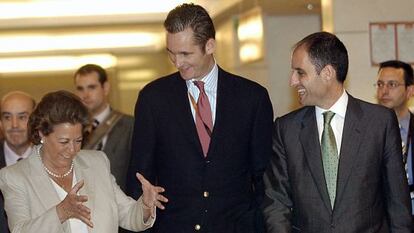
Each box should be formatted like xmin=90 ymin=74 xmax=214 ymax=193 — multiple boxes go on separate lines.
xmin=103 ymin=81 xmax=110 ymax=96
xmin=407 ymin=85 xmax=414 ymax=98
xmin=321 ymin=64 xmax=336 ymax=82
xmin=205 ymin=38 xmax=216 ymax=55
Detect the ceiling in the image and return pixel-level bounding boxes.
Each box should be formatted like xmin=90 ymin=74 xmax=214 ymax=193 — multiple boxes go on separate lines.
xmin=0 ymin=0 xmax=244 ymax=29
xmin=0 ymin=0 xmax=320 ymax=29
xmin=0 ymin=0 xmax=321 ymax=73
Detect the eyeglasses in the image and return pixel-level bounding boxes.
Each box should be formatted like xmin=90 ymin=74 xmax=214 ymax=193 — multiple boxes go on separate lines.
xmin=374 ymin=81 xmax=405 ymax=89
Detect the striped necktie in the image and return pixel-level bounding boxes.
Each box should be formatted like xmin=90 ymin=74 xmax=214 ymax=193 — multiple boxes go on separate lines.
xmin=193 ymin=81 xmax=213 ymax=157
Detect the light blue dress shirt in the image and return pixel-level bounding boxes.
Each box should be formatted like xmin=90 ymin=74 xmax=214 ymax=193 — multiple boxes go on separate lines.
xmin=399 ymin=113 xmax=413 ymax=214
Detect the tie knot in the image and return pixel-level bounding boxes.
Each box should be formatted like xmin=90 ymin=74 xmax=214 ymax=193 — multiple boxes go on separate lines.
xmin=92 ymin=119 xmax=99 ymax=130
xmin=193 ymin=81 xmax=205 ymax=93
xmin=323 ymin=111 xmax=335 ymax=125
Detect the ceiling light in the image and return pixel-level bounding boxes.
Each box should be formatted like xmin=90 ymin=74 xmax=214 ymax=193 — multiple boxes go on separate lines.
xmin=0 ymin=54 xmax=117 ymax=73
xmin=0 ymin=0 xmax=189 ymax=19
xmin=0 ymin=32 xmax=164 ymax=54
xmin=237 ymin=7 xmax=264 ymax=63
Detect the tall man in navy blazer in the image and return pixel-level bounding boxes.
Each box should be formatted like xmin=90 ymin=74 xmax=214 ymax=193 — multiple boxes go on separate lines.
xmin=127 ymin=3 xmax=273 ymax=233
xmin=263 ymin=32 xmax=412 ymax=232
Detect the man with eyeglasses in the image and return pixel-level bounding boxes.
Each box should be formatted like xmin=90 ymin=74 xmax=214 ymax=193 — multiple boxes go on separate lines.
xmin=376 ymin=60 xmax=414 ymax=220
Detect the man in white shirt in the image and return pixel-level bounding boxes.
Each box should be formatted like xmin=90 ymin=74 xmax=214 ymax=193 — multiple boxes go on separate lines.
xmin=74 ymin=64 xmax=134 ymax=193
xmin=0 ymin=91 xmax=35 ymax=233
xmin=0 ymin=91 xmax=35 ymax=167
xmin=263 ymin=32 xmax=412 ymax=232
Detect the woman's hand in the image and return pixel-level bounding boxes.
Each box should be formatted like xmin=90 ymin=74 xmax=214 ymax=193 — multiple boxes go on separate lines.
xmin=56 ymin=180 xmax=93 ymax=228
xmin=136 ymin=173 xmax=168 ymax=218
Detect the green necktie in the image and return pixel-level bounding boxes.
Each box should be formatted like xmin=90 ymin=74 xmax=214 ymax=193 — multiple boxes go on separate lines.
xmin=321 ymin=111 xmax=338 ymax=209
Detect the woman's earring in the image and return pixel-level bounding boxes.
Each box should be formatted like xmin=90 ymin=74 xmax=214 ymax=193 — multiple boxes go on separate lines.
xmin=40 ymin=138 xmax=44 ymax=144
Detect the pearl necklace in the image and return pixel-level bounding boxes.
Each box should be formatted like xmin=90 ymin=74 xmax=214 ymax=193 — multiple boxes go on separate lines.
xmin=36 ymin=145 xmax=74 ymax=178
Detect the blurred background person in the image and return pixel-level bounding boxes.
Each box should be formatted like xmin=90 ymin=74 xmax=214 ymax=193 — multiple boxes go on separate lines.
xmin=376 ymin=60 xmax=414 ymax=219
xmin=0 ymin=90 xmax=167 ymax=233
xmin=0 ymin=91 xmax=36 ymax=167
xmin=0 ymin=91 xmax=36 ymax=233
xmin=74 ymin=64 xmax=134 ymax=193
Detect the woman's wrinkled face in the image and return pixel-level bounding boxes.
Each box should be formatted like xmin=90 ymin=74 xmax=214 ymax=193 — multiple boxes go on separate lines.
xmin=40 ymin=122 xmax=83 ymax=169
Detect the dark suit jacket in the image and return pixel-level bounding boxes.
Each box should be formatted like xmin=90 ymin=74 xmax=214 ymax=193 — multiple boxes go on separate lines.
xmin=263 ymin=95 xmax=413 ymax=233
xmin=127 ymin=67 xmax=273 ymax=233
xmin=0 ymin=142 xmax=9 ymax=233
xmin=0 ymin=140 xmax=9 ymax=233
xmin=98 ymin=113 xmax=134 ymax=192
xmin=408 ymin=113 xmax=414 ymax=194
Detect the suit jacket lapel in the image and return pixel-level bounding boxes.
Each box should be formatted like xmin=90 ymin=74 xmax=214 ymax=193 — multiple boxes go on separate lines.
xmin=170 ymin=74 xmax=203 ymax=154
xmin=74 ymin=155 xmax=95 ymax=232
xmin=27 ymin=151 xmax=62 ymax=211
xmin=0 ymin=142 xmax=6 ymax=169
xmin=205 ymin=67 xmax=228 ymax=158
xmin=299 ymin=107 xmax=332 ymax=212
xmin=334 ymin=95 xmax=364 ymax=208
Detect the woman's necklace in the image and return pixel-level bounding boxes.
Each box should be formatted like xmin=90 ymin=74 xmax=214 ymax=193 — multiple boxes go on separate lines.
xmin=36 ymin=145 xmax=74 ymax=178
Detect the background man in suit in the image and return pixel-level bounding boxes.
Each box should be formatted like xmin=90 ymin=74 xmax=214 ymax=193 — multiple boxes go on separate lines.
xmin=0 ymin=91 xmax=35 ymax=166
xmin=376 ymin=60 xmax=414 ymax=219
xmin=0 ymin=91 xmax=36 ymax=232
xmin=263 ymin=32 xmax=412 ymax=232
xmin=127 ymin=3 xmax=273 ymax=233
xmin=74 ymin=64 xmax=134 ymax=192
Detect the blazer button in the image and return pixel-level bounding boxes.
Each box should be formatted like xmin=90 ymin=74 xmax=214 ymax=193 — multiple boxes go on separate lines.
xmin=203 ymin=191 xmax=209 ymax=198
xmin=195 ymin=224 xmax=201 ymax=231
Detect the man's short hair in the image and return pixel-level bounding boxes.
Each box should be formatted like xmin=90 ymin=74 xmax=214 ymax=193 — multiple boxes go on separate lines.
xmin=164 ymin=3 xmax=215 ymax=49
xmin=0 ymin=91 xmax=36 ymax=113
xmin=294 ymin=31 xmax=349 ymax=83
xmin=74 ymin=64 xmax=108 ymax=86
xmin=379 ymin=60 xmax=414 ymax=86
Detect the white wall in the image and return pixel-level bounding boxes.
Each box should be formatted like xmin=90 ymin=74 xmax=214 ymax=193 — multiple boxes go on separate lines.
xmin=215 ymin=12 xmax=321 ymax=117
xmin=265 ymin=14 xmax=321 ymax=116
xmin=331 ymin=0 xmax=414 ymax=104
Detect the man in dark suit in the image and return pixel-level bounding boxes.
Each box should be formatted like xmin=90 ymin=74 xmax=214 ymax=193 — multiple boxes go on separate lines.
xmin=0 ymin=91 xmax=36 ymax=232
xmin=74 ymin=64 xmax=134 ymax=192
xmin=263 ymin=32 xmax=412 ymax=233
xmin=127 ymin=3 xmax=273 ymax=233
xmin=376 ymin=60 xmax=414 ymax=220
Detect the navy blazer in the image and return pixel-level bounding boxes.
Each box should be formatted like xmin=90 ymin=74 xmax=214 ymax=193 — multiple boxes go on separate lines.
xmin=127 ymin=67 xmax=273 ymax=233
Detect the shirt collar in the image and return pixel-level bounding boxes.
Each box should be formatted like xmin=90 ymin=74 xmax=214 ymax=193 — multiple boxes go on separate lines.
xmin=399 ymin=111 xmax=411 ymax=130
xmin=4 ymin=141 xmax=32 ymax=164
xmin=315 ymin=89 xmax=348 ymax=118
xmin=94 ymin=105 xmax=110 ymax=123
xmin=185 ymin=62 xmax=218 ymax=90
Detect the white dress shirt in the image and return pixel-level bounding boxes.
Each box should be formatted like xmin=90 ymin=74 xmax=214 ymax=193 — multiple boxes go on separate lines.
xmin=315 ymin=90 xmax=348 ymax=155
xmin=4 ymin=142 xmax=32 ymax=166
xmin=50 ymin=170 xmax=88 ymax=233
xmin=186 ymin=62 xmax=218 ymax=125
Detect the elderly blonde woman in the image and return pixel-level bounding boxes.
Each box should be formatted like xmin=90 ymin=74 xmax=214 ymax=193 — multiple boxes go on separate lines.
xmin=0 ymin=90 xmax=167 ymax=233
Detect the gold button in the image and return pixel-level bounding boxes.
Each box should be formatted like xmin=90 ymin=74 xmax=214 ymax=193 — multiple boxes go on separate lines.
xmin=203 ymin=191 xmax=209 ymax=197
xmin=195 ymin=224 xmax=201 ymax=231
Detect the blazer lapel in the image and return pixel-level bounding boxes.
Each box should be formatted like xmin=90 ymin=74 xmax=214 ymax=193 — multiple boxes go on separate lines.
xmin=0 ymin=142 xmax=6 ymax=169
xmin=299 ymin=107 xmax=332 ymax=212
xmin=334 ymin=96 xmax=364 ymax=208
xmin=27 ymin=151 xmax=62 ymax=212
xmin=74 ymin=155 xmax=95 ymax=232
xmin=205 ymin=67 xmax=228 ymax=158
xmin=170 ymin=74 xmax=206 ymax=156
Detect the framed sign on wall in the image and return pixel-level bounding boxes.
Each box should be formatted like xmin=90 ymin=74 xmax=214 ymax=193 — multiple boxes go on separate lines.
xmin=369 ymin=22 xmax=414 ymax=65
